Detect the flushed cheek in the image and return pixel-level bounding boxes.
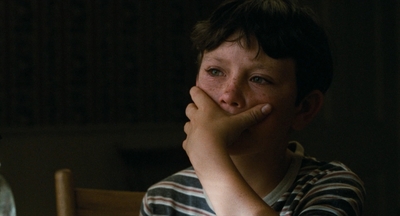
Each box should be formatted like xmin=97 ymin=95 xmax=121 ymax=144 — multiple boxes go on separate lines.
xmin=249 ymin=103 xmax=296 ymax=137
xmin=254 ymin=94 xmax=296 ymax=123
xmin=269 ymin=104 xmax=297 ymax=131
xmin=196 ymin=79 xmax=224 ymax=102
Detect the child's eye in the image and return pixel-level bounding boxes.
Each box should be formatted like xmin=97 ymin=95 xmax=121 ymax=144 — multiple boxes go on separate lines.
xmin=250 ymin=76 xmax=270 ymax=84
xmin=206 ymin=68 xmax=224 ymax=76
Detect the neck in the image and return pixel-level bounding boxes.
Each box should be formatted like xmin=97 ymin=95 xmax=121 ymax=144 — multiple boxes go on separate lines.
xmin=230 ymin=148 xmax=293 ymax=198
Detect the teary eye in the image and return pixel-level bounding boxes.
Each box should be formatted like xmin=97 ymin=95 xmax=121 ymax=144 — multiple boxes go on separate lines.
xmin=250 ymin=76 xmax=270 ymax=84
xmin=206 ymin=68 xmax=224 ymax=76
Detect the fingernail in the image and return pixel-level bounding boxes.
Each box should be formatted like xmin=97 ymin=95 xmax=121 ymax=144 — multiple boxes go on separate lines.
xmin=261 ymin=104 xmax=272 ymax=114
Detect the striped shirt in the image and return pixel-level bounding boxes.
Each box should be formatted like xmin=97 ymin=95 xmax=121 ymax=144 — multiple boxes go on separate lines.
xmin=140 ymin=142 xmax=365 ymax=216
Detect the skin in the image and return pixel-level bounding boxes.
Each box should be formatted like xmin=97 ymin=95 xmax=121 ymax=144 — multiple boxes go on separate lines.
xmin=183 ymin=36 xmax=324 ymax=215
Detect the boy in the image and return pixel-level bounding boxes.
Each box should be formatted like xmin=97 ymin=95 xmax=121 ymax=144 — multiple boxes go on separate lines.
xmin=140 ymin=0 xmax=365 ymax=215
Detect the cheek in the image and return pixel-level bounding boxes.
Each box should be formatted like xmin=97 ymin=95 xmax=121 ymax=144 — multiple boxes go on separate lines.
xmin=264 ymin=86 xmax=297 ymax=109
xmin=269 ymin=101 xmax=298 ymax=129
xmin=196 ymin=77 xmax=221 ymax=103
xmin=253 ymin=100 xmax=296 ymax=135
xmin=259 ymin=91 xmax=297 ymax=124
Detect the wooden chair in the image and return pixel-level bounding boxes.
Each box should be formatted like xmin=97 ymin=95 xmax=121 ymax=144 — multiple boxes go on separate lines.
xmin=55 ymin=169 xmax=146 ymax=216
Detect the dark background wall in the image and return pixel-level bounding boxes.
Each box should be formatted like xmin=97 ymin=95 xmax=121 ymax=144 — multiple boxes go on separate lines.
xmin=0 ymin=0 xmax=399 ymax=215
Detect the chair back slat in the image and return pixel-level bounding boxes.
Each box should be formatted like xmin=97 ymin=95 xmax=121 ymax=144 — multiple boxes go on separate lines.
xmin=55 ymin=169 xmax=76 ymax=216
xmin=55 ymin=169 xmax=145 ymax=216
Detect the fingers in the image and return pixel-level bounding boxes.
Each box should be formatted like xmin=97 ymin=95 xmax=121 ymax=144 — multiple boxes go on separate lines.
xmin=182 ymin=122 xmax=190 ymax=150
xmin=188 ymin=86 xmax=273 ymax=127
xmin=189 ymin=86 xmax=217 ymax=110
xmin=234 ymin=103 xmax=272 ymax=128
xmin=183 ymin=121 xmax=191 ymax=135
xmin=185 ymin=102 xmax=197 ymax=119
xmin=261 ymin=104 xmax=272 ymax=115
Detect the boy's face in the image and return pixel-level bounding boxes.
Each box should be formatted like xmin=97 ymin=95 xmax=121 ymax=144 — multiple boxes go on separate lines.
xmin=196 ymin=37 xmax=301 ymax=155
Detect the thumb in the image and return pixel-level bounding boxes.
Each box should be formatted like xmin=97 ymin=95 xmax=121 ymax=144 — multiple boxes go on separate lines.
xmin=234 ymin=104 xmax=272 ymax=128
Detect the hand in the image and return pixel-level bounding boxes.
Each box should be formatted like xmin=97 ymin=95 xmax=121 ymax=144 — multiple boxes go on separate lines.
xmin=182 ymin=86 xmax=277 ymax=216
xmin=183 ymin=86 xmax=272 ymax=157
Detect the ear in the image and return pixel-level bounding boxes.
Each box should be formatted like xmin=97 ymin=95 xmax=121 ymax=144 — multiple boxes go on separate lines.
xmin=291 ymin=90 xmax=324 ymax=131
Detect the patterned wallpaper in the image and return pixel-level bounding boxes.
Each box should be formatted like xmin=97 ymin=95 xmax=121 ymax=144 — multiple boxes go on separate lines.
xmin=0 ymin=0 xmax=221 ymax=126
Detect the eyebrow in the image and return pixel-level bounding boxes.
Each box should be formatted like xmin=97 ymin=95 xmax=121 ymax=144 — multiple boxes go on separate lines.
xmin=202 ymin=56 xmax=274 ymax=73
xmin=202 ymin=56 xmax=226 ymax=63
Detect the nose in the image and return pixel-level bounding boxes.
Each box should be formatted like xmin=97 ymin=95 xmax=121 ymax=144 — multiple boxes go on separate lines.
xmin=219 ymin=79 xmax=245 ymax=111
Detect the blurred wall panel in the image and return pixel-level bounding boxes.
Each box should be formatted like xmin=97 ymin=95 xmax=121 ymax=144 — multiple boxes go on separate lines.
xmin=0 ymin=0 xmax=399 ymax=215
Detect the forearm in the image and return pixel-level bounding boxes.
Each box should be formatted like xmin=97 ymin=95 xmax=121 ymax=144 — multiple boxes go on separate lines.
xmin=188 ymin=143 xmax=278 ymax=216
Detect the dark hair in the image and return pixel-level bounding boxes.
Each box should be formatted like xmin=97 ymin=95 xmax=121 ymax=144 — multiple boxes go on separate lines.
xmin=191 ymin=0 xmax=333 ymax=104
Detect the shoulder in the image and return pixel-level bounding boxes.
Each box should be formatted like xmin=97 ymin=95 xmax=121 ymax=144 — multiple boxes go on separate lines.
xmin=282 ymin=156 xmax=366 ymax=215
xmin=299 ymin=156 xmax=364 ymax=189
